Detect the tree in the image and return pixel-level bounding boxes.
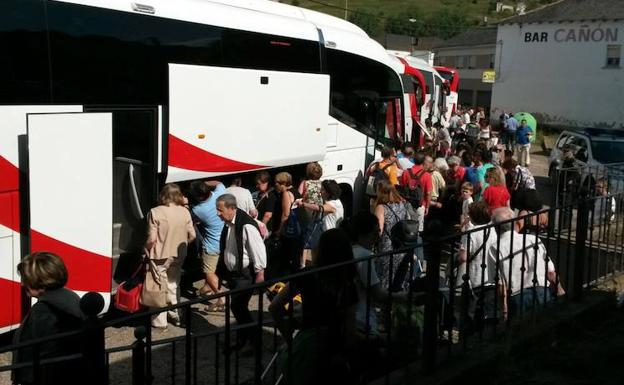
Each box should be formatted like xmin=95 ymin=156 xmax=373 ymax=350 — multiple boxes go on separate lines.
xmin=384 ymin=5 xmax=423 ymax=37
xmin=348 ymin=9 xmax=382 ymax=37
xmin=422 ymin=8 xmax=469 ymax=39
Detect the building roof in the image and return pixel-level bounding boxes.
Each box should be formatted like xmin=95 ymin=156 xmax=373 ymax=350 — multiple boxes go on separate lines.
xmin=432 ymin=27 xmax=498 ymax=49
xmin=500 ymin=0 xmax=624 ymax=25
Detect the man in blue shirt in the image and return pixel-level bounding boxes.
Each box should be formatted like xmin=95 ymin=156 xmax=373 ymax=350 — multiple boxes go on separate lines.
xmin=515 ymin=119 xmax=533 ymax=167
xmin=503 ymin=113 xmax=518 ymax=151
xmin=190 ymin=180 xmax=226 ymax=306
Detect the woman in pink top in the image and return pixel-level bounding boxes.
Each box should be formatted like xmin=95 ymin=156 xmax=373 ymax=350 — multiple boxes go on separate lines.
xmin=145 ymin=183 xmax=196 ymax=329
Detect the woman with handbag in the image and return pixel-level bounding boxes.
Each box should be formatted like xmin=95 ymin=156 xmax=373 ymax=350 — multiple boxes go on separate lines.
xmin=273 ymin=172 xmax=302 ymax=276
xmin=144 ymin=183 xmax=196 ymax=330
xmin=297 ymin=179 xmax=344 ymax=238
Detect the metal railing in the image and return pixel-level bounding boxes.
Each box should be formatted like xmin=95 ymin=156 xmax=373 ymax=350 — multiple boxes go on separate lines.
xmin=2 ymin=192 xmax=623 ymax=385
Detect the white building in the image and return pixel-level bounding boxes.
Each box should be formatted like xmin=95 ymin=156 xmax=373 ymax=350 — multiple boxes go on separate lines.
xmin=491 ymin=0 xmax=624 ymax=129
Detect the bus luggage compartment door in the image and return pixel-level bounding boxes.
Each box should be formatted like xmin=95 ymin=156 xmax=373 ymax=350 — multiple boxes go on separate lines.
xmin=27 ymin=112 xmax=113 ymax=308
xmin=167 ymin=63 xmax=330 ymax=182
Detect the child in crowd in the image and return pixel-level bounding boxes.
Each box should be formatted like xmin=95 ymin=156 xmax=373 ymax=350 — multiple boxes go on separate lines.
xmin=460 ymin=182 xmax=474 ymax=230
xmin=482 ymin=167 xmax=510 ymax=210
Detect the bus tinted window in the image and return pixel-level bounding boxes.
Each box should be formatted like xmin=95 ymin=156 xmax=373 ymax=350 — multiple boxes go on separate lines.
xmin=46 ymin=2 xmax=320 ymax=105
xmin=326 ymin=48 xmax=402 ymax=138
xmin=438 ymin=71 xmax=454 ymax=84
xmin=420 ymin=70 xmax=433 ymax=95
xmin=222 ymin=30 xmax=320 ymax=73
xmin=47 ymin=2 xmax=223 ymax=104
xmin=0 ymin=0 xmax=50 ymax=103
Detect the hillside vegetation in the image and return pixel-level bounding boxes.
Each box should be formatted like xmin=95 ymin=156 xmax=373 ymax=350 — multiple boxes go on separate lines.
xmin=282 ymin=0 xmax=558 ymax=38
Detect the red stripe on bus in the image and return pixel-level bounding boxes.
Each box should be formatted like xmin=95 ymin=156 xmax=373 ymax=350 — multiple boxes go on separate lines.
xmin=0 ymin=155 xmax=19 ymax=193
xmin=168 ymin=134 xmax=266 ymax=172
xmin=0 ymin=277 xmax=22 ymax=328
xmin=30 ymin=231 xmax=111 ymax=293
xmin=0 ymin=190 xmax=20 ymax=233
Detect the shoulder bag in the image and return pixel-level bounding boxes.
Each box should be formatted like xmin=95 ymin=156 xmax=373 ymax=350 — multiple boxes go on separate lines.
xmin=114 ymin=259 xmax=145 ymax=313
xmin=140 ymin=259 xmax=167 ymax=308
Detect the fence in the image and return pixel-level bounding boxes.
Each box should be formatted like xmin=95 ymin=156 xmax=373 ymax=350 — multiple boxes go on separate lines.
xmin=2 ymin=184 xmax=623 ymax=385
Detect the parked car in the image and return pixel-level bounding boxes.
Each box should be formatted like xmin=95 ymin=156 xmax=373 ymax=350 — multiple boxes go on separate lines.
xmin=549 ymin=128 xmax=624 ymax=194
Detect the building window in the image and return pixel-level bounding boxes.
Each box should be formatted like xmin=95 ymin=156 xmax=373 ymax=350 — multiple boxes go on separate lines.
xmin=456 ymin=55 xmax=465 ymax=69
xmin=468 ymin=55 xmax=477 ymax=69
xmin=606 ymin=45 xmax=621 ymax=68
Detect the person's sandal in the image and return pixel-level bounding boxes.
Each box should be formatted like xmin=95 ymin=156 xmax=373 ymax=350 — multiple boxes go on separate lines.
xmin=199 ymin=285 xmax=214 ymax=296
xmin=205 ymin=301 xmax=226 ymax=312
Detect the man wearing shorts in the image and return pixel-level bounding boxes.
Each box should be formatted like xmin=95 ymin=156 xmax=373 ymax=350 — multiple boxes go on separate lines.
xmin=190 ymin=180 xmax=226 ymax=308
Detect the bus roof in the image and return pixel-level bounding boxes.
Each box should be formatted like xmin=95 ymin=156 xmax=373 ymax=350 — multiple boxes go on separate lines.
xmin=387 ymin=52 xmax=443 ymax=80
xmin=55 ymin=0 xmax=400 ymax=73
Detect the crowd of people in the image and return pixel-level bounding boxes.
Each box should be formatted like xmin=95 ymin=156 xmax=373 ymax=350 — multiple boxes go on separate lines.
xmin=10 ymin=106 xmax=572 ymax=385
xmin=130 ymin=104 xmax=565 ymax=382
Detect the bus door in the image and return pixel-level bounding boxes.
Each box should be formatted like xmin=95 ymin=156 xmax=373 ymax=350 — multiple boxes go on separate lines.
xmin=1 ymin=105 xmax=81 ymax=332
xmin=28 ymin=112 xmax=114 ymax=307
xmin=85 ymin=107 xmax=159 ymax=292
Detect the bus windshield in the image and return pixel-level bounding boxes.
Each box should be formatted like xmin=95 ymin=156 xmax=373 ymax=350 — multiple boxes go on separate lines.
xmin=438 ymin=70 xmax=454 ymax=85
xmin=326 ymin=48 xmax=403 ymax=141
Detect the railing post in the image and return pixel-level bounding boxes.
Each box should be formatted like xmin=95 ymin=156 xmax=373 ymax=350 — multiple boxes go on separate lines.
xmin=422 ymin=237 xmax=441 ymax=374
xmin=573 ymin=198 xmax=589 ymax=300
xmin=80 ymin=292 xmax=106 ymax=385
xmin=132 ymin=327 xmax=147 ymax=385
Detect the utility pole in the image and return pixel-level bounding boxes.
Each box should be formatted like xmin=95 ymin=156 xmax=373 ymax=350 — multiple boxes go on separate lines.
xmin=344 ymin=0 xmax=348 ymax=20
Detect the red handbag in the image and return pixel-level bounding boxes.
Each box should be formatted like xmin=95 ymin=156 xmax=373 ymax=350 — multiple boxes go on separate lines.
xmin=114 ymin=261 xmax=145 ymax=313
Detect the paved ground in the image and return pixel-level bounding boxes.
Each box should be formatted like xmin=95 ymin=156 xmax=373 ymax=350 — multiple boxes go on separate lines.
xmin=478 ymin=297 xmax=624 ymax=385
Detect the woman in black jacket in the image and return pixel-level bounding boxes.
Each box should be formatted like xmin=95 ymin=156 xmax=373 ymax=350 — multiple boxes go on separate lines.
xmin=13 ymin=252 xmax=86 ymax=385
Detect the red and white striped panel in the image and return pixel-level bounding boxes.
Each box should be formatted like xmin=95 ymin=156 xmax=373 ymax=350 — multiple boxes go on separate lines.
xmin=0 ymin=106 xmax=82 ymax=332
xmin=28 ymin=112 xmax=113 ymax=313
xmin=0 ymin=215 xmax=21 ymax=334
xmin=166 ymin=64 xmax=329 ymax=182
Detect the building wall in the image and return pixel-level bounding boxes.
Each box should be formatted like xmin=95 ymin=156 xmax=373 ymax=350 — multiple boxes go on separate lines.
xmin=435 ymin=45 xmax=496 ymax=110
xmin=492 ymin=20 xmax=624 ymax=128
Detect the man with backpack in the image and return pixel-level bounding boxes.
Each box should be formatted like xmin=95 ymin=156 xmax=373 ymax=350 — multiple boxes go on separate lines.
xmin=377 ymin=146 xmax=399 ymax=186
xmin=365 ymin=146 xmax=399 ymax=196
xmin=400 ymin=151 xmax=433 ymax=228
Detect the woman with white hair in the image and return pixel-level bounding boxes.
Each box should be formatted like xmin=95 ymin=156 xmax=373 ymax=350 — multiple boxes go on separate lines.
xmin=427 ymin=156 xmax=447 ymax=208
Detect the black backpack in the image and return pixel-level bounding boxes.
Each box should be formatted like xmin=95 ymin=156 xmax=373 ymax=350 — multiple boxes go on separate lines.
xmin=400 ymin=168 xmax=425 ymax=208
xmin=385 ymin=204 xmax=420 ymax=248
xmin=365 ymin=162 xmax=393 ymax=196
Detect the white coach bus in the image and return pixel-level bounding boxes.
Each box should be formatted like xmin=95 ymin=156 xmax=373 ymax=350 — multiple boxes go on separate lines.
xmin=0 ymin=0 xmax=404 ymax=332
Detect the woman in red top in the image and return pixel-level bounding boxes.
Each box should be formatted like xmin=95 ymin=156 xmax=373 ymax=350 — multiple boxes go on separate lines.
xmin=482 ymin=167 xmax=510 ymax=210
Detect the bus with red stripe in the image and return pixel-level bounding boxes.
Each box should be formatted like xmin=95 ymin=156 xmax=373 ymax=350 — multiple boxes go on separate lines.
xmin=0 ymin=0 xmax=404 ymax=333
xmin=435 ymin=66 xmax=460 ymax=122
xmin=388 ymin=51 xmax=449 ymax=146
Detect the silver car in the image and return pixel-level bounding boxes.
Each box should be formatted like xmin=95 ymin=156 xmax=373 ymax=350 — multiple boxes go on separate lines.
xmin=549 ymin=128 xmax=624 ymax=194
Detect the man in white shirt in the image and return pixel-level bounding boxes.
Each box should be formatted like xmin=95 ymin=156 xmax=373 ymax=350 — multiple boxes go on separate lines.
xmin=489 ymin=208 xmax=559 ymax=318
xmin=463 ymin=109 xmax=472 ymax=126
xmin=216 ymin=194 xmax=267 ymax=352
xmin=449 ymin=111 xmax=462 ymax=132
xmin=225 ymin=177 xmax=258 ymax=218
